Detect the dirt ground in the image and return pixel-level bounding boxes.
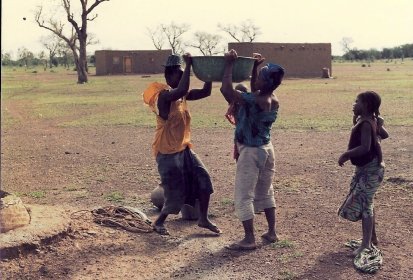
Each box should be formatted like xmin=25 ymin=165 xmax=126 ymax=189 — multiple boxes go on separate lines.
xmin=1 ymin=99 xmax=412 ymax=279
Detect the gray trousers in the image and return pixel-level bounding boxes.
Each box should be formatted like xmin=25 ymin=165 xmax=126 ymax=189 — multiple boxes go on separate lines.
xmin=234 ymin=142 xmax=276 ymax=221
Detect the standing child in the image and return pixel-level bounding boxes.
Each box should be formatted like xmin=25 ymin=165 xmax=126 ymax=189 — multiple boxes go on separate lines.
xmin=143 ymin=53 xmax=221 ymax=236
xmin=338 ymin=91 xmax=386 ymax=256
xmin=220 ymin=49 xmax=284 ymax=250
xmin=224 ymin=54 xmax=266 ymax=161
xmin=351 ymin=113 xmax=389 ymax=246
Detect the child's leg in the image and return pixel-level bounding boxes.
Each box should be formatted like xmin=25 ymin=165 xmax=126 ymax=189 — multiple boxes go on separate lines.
xmin=226 ymin=218 xmax=257 ymax=250
xmin=242 ymin=218 xmax=255 ymax=244
xmin=372 ymin=213 xmax=378 ymax=245
xmin=362 ymin=215 xmax=374 ymax=248
xmin=262 ymin=207 xmax=278 ymax=242
xmin=198 ymin=192 xmax=221 ymax=234
xmin=253 ymin=143 xmax=277 ymax=242
xmin=353 ymin=215 xmax=374 ymax=255
xmin=227 ymin=145 xmax=259 ymax=250
xmin=152 ymin=213 xmax=170 ymax=235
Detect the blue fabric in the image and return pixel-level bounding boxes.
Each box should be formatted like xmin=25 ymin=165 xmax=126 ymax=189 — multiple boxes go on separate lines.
xmin=235 ymin=93 xmax=278 ymax=147
xmin=259 ymin=63 xmax=285 ymax=91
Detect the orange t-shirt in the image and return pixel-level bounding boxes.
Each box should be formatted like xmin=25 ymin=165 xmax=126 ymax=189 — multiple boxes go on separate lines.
xmin=142 ymin=82 xmax=192 ymax=156
xmin=152 ymin=98 xmax=192 ymax=156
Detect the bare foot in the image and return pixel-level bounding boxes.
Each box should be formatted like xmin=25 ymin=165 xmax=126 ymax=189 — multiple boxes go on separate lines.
xmin=225 ymin=240 xmax=257 ymax=251
xmin=198 ymin=220 xmax=222 ymax=234
xmin=353 ymin=245 xmax=371 ymax=256
xmin=261 ymin=232 xmax=279 ymax=243
xmin=152 ymin=224 xmax=170 ymax=235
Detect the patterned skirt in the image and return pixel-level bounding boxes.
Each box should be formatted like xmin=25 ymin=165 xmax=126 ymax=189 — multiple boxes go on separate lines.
xmin=338 ymin=158 xmax=384 ymax=222
xmin=156 ymin=147 xmax=213 ymax=215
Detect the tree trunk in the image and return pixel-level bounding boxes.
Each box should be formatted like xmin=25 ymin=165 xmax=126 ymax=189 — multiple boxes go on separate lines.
xmin=77 ymin=59 xmax=88 ymax=84
xmin=77 ymin=33 xmax=88 ymax=84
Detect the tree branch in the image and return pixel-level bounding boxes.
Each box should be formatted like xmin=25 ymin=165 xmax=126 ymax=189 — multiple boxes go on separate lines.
xmin=86 ymin=0 xmax=110 ymax=15
xmin=87 ymin=14 xmax=98 ymax=21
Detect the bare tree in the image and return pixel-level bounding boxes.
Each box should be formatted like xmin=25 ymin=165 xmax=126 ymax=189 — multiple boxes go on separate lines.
xmin=146 ymin=26 xmax=165 ymax=50
xmin=340 ymin=37 xmax=354 ymax=53
xmin=218 ymin=20 xmax=261 ymax=42
xmin=187 ymin=32 xmax=223 ymax=56
xmin=161 ymin=22 xmax=190 ymax=54
xmin=35 ymin=0 xmax=109 ymax=84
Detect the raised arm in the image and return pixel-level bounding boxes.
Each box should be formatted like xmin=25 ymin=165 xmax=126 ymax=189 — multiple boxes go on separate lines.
xmin=378 ymin=126 xmax=389 ymax=140
xmin=377 ymin=116 xmax=389 ymax=140
xmin=250 ymin=53 xmax=265 ymax=92
xmin=161 ymin=53 xmax=192 ymax=102
xmin=220 ymin=49 xmax=244 ymax=104
xmin=186 ymin=82 xmax=212 ymax=100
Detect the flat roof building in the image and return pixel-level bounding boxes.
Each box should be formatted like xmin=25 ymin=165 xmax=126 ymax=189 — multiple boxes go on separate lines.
xmin=229 ymin=42 xmax=332 ymax=78
xmin=95 ymin=49 xmax=172 ymax=75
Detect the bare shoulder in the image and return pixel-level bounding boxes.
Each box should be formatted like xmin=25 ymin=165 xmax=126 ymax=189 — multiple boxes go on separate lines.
xmin=359 ymin=121 xmax=373 ymax=133
xmin=158 ymin=89 xmax=169 ymax=99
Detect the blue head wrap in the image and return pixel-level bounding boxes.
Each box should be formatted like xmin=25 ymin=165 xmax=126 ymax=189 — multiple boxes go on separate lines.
xmin=259 ymin=63 xmax=285 ymax=91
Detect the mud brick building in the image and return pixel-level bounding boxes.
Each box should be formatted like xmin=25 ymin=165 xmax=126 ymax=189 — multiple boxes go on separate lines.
xmin=229 ymin=42 xmax=332 ymax=78
xmin=95 ymin=42 xmax=331 ymax=78
xmin=95 ymin=49 xmax=172 ymax=75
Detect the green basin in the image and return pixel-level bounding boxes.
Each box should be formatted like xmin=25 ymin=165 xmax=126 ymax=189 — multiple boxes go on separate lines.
xmin=191 ymin=56 xmax=255 ymax=82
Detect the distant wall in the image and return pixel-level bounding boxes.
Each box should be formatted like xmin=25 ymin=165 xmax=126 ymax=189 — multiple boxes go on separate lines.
xmin=95 ymin=49 xmax=172 ymax=75
xmin=228 ymin=42 xmax=332 ymax=78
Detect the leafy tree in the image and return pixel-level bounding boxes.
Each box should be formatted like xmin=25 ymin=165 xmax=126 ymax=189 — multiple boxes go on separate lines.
xmin=382 ymin=48 xmax=393 ymax=59
xmin=89 ymin=55 xmax=96 ymax=65
xmin=57 ymin=41 xmax=74 ymax=69
xmin=38 ymin=50 xmax=48 ymax=70
xmin=17 ymin=47 xmax=34 ymax=69
xmin=35 ymin=0 xmax=109 ymax=84
xmin=392 ymin=47 xmax=403 ymax=59
xmin=365 ymin=48 xmax=382 ymax=61
xmin=1 ymin=51 xmax=13 ymax=66
xmin=401 ymin=44 xmax=413 ymax=58
xmin=40 ymin=34 xmax=62 ymax=68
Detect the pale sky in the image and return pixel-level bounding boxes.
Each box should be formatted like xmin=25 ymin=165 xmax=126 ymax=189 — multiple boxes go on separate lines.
xmin=2 ymin=0 xmax=413 ymax=58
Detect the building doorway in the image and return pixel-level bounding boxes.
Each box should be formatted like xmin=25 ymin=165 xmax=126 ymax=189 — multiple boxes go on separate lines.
xmin=123 ymin=56 xmax=132 ymax=73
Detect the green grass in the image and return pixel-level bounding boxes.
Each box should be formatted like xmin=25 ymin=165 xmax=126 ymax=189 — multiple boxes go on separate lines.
xmin=1 ymin=60 xmax=413 ymax=131
xmin=104 ymin=191 xmax=124 ymax=203
xmin=276 ymin=251 xmax=304 ymax=263
xmin=220 ymin=197 xmax=234 ymax=206
xmin=271 ymin=239 xmax=295 ymax=249
xmin=28 ymin=191 xmax=46 ymax=199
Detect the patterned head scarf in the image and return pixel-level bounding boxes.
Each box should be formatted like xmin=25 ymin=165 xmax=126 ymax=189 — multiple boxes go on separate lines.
xmin=259 ymin=63 xmax=285 ymax=91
